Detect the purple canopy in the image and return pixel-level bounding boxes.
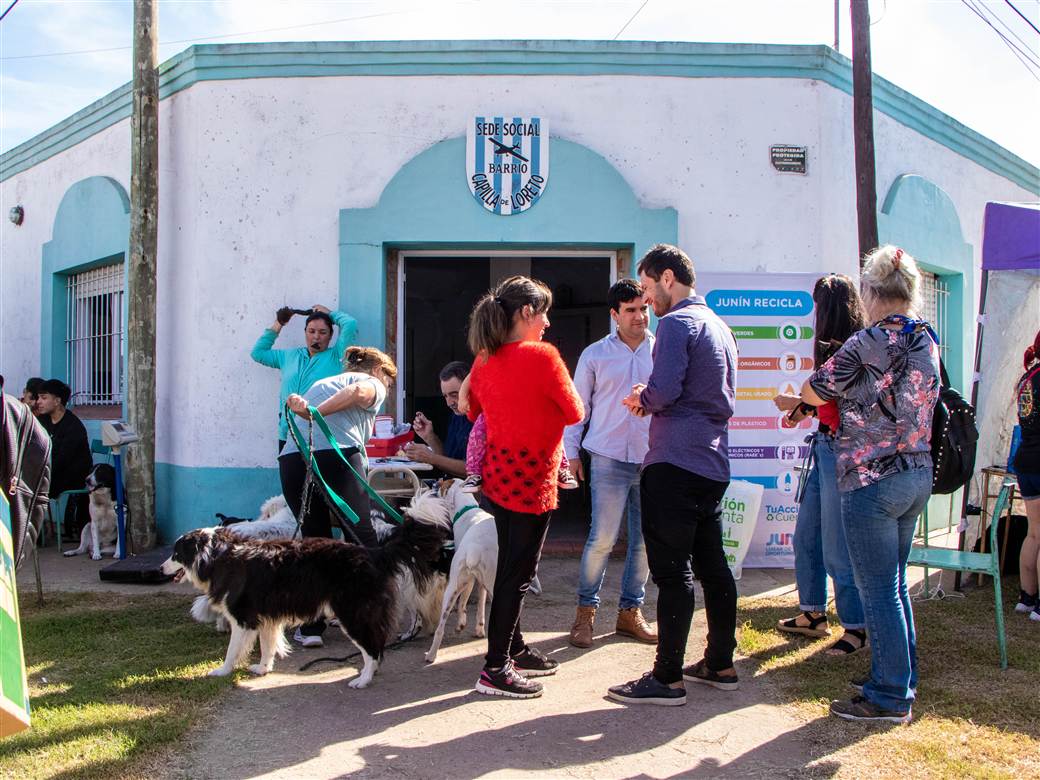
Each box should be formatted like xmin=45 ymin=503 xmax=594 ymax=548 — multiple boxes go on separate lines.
xmin=982 ymin=201 xmax=1040 ymax=272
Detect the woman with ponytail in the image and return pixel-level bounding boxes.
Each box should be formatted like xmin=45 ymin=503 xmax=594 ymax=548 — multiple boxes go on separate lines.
xmin=465 ymin=276 xmax=584 ymax=698
xmin=1012 ymin=330 xmax=1040 ymax=622
xmin=799 ymin=245 xmax=939 ymax=724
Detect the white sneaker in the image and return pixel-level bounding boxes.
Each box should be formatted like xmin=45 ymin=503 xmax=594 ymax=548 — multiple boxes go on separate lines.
xmin=293 ymin=628 xmax=324 ymax=648
xmin=1031 ymin=608 xmax=1040 ymax=623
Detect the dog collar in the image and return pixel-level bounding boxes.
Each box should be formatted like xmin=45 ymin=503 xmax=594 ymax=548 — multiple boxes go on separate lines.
xmin=452 ymin=506 xmax=480 ymax=526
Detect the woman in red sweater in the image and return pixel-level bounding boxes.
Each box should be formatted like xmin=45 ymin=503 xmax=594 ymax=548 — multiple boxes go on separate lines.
xmin=466 ymin=275 xmax=584 ymax=698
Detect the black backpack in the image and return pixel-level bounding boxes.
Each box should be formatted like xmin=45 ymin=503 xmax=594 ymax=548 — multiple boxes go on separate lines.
xmin=931 ymin=360 xmax=978 ymax=495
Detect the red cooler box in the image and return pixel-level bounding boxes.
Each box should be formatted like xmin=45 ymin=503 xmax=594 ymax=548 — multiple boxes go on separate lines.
xmin=366 ymin=428 xmax=414 ymax=458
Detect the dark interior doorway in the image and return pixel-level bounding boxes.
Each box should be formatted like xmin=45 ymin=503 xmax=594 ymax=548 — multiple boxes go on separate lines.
xmin=402 ymin=253 xmax=613 ymax=538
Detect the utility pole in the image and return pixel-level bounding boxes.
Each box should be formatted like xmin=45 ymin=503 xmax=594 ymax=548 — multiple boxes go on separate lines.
xmin=127 ymin=0 xmax=158 ymax=550
xmin=834 ymin=0 xmax=840 ymax=51
xmin=851 ymin=0 xmax=878 ymax=263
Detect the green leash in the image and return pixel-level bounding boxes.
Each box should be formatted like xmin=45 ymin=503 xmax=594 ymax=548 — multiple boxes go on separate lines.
xmin=285 ymin=404 xmax=405 ymax=525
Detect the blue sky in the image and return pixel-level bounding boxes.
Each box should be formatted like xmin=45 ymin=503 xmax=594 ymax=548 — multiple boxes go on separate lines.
xmin=1 ymin=0 xmax=1038 ymax=167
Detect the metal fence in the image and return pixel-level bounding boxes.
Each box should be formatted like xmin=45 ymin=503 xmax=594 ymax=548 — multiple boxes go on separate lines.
xmin=65 ymin=264 xmax=124 ymax=406
xmin=919 ymin=270 xmax=949 ymax=360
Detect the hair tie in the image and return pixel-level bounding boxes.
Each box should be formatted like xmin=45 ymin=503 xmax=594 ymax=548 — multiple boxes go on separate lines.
xmin=892 ymin=248 xmax=903 ymax=269
xmin=493 ymin=296 xmax=504 ymax=306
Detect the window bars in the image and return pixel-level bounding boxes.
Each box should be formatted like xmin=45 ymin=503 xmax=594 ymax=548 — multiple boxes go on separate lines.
xmin=65 ymin=264 xmax=125 ymax=406
xmin=918 ymin=270 xmax=949 ymax=360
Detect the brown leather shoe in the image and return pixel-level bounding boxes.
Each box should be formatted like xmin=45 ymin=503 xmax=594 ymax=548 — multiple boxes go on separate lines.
xmin=569 ymin=606 xmax=596 ymax=648
xmin=616 ymin=607 xmax=658 ymax=644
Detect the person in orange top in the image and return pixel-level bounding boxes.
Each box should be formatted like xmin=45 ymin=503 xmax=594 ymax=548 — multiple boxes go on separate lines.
xmin=465 ymin=275 xmax=584 ymax=699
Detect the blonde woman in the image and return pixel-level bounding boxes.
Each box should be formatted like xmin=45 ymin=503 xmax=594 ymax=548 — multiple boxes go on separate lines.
xmin=800 ymin=246 xmax=939 ymax=724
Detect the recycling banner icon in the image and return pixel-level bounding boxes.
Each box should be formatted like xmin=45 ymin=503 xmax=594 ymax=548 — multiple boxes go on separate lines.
xmin=466 ymin=116 xmax=549 ymax=215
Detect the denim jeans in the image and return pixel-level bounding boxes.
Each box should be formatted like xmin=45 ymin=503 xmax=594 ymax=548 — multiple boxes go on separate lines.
xmin=641 ymin=463 xmax=735 ymax=684
xmin=841 ymin=467 xmax=932 ymax=713
xmin=576 ymin=454 xmax=648 ymax=610
xmin=793 ymin=434 xmax=865 ymax=628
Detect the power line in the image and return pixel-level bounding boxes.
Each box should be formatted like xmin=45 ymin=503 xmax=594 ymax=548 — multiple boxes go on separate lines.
xmin=0 ymin=0 xmax=20 ymax=23
xmin=960 ymin=0 xmax=1040 ymax=79
xmin=1005 ymin=0 xmax=1040 ymax=36
xmin=613 ymin=0 xmax=650 ymax=40
xmin=0 ymin=8 xmax=409 ymax=61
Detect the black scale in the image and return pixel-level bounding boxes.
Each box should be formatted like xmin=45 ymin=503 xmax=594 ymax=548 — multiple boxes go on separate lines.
xmin=99 ymin=545 xmax=174 ymax=584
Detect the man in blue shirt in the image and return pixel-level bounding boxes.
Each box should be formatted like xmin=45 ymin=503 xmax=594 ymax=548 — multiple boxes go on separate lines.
xmin=564 ymin=279 xmax=656 ymax=648
xmin=607 ymin=244 xmax=740 ymax=707
xmin=404 ymin=361 xmax=471 ymax=477
xmin=250 ymin=304 xmax=357 ymax=452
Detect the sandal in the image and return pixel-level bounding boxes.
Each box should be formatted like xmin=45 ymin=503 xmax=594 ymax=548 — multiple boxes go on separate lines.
xmin=777 ymin=611 xmax=831 ymax=638
xmin=825 ymin=628 xmax=868 ymax=656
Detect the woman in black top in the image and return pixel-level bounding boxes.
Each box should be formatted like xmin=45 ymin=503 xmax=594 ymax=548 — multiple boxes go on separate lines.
xmin=36 ymin=379 xmax=92 ymax=535
xmin=1013 ymin=330 xmax=1040 ymax=622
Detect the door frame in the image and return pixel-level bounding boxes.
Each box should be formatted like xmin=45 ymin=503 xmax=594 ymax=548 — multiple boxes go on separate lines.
xmin=393 ymin=249 xmax=620 ymax=422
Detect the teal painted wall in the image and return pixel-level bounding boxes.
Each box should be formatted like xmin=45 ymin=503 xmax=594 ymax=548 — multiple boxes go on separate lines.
xmin=340 ymin=136 xmax=678 ymax=347
xmin=155 ymin=463 xmax=281 ymax=542
xmin=878 ymin=174 xmax=974 ymax=527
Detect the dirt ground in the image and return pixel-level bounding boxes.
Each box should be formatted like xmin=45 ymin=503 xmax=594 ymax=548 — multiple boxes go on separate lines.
xmin=21 ymin=547 xmax=874 ymax=779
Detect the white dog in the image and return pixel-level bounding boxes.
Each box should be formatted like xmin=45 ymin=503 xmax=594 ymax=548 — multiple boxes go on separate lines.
xmin=425 ymin=478 xmax=542 ymax=663
xmin=64 ymin=464 xmax=122 ymax=560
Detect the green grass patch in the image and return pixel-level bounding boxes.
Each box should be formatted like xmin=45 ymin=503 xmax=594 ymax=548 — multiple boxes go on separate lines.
xmin=737 ymin=580 xmax=1040 ymax=779
xmin=1 ymin=591 xmax=235 ymax=780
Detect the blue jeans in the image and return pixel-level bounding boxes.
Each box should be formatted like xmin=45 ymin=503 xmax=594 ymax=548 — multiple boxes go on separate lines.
xmin=793 ymin=434 xmax=865 ymax=628
xmin=841 ymin=468 xmax=932 ymax=713
xmin=577 ymin=454 xmax=648 ymax=609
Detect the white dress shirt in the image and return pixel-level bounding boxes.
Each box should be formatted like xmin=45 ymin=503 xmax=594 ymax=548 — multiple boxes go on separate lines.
xmin=564 ymin=331 xmax=654 ymax=465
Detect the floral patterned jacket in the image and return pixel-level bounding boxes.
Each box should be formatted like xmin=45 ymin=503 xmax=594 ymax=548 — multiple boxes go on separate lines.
xmin=809 ymin=320 xmax=939 ymax=492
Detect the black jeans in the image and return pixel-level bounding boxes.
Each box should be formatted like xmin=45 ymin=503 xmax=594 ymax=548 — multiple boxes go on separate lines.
xmin=484 ymin=498 xmax=551 ymax=669
xmin=641 ymin=462 xmax=736 ymax=684
xmin=279 ymin=447 xmax=378 ymax=637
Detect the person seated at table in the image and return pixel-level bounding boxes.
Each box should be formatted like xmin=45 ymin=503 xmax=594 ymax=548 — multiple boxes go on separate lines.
xmin=403 ymin=361 xmax=472 ymax=477
xmin=36 ymin=379 xmax=92 ymax=537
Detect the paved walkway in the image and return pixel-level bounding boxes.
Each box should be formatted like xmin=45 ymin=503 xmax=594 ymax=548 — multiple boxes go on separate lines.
xmin=21 ymin=547 xmax=855 ymax=779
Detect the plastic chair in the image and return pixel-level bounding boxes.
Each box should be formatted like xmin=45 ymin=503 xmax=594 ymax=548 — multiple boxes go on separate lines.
xmin=91 ymin=439 xmax=113 ymax=465
xmin=907 ymin=479 xmax=1011 ymax=669
xmin=48 ymin=489 xmax=89 ymax=554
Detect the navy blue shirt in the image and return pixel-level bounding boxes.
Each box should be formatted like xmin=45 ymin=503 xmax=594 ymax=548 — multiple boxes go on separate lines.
xmin=640 ymin=296 xmax=738 ymax=483
xmin=443 ymin=413 xmax=474 ymax=461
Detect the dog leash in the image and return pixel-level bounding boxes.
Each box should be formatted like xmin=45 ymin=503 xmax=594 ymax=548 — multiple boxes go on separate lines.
xmin=285 ymin=404 xmax=405 ymax=525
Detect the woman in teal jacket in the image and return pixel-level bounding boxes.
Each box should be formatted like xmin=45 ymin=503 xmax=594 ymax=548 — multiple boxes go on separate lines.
xmin=250 ymin=304 xmax=358 ymax=451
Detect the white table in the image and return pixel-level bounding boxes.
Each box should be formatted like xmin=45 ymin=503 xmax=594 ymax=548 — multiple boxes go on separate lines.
xmin=367 ymin=458 xmax=434 ymax=501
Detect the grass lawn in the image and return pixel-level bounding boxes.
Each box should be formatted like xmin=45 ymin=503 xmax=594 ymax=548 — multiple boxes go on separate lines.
xmin=1 ymin=591 xmax=234 ymax=780
xmin=737 ymin=578 xmax=1040 ymax=779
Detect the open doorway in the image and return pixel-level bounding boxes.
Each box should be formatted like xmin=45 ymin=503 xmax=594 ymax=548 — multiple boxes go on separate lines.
xmin=398 ymin=250 xmax=617 ymax=535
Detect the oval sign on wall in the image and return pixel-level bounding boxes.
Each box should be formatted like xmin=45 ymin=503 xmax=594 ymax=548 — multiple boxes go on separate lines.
xmin=466 ymin=116 xmax=549 ymax=215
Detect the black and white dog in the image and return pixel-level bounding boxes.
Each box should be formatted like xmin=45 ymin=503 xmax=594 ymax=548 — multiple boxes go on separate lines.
xmin=162 ymin=491 xmax=451 ymax=687
xmin=64 ymin=463 xmax=125 ymax=560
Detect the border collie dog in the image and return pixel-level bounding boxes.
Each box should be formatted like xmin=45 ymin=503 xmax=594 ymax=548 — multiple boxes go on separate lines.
xmin=162 ymin=491 xmax=450 ymax=687
xmin=64 ymin=463 xmax=124 ymax=560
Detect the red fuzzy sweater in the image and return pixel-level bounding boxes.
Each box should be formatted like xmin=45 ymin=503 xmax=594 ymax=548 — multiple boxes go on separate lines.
xmin=468 ymin=341 xmax=584 ymax=514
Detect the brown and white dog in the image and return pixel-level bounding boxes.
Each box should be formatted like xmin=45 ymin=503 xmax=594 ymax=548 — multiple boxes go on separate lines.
xmin=162 ymin=491 xmax=451 ymax=687
xmin=63 ymin=463 xmax=123 ymax=561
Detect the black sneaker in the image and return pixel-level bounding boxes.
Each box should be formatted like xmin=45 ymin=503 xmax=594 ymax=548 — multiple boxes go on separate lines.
xmin=1015 ymin=589 xmax=1038 ymax=614
xmin=850 ymin=674 xmax=916 ymax=696
xmin=607 ymin=672 xmax=686 ymax=706
xmin=474 ymin=662 xmax=543 ymax=699
xmin=830 ymin=695 xmax=911 ymax=724
xmin=682 ymin=659 xmax=740 ymax=691
xmin=512 ymin=646 xmax=559 ymax=678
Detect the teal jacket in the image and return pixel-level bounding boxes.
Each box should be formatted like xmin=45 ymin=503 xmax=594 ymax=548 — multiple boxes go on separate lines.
xmin=250 ymin=310 xmax=358 ymax=440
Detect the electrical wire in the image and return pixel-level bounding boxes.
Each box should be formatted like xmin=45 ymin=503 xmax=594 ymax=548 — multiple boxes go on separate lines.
xmin=0 ymin=0 xmax=20 ymax=23
xmin=0 ymin=8 xmax=410 ymax=61
xmin=960 ymin=0 xmax=1040 ymax=80
xmin=1005 ymin=0 xmax=1040 ymax=36
xmin=613 ymin=0 xmax=650 ymax=40
xmin=976 ymin=0 xmax=1040 ymax=63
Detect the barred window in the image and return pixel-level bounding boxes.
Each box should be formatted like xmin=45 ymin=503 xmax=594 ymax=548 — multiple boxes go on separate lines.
xmin=65 ymin=264 xmax=125 ymax=407
xmin=917 ymin=270 xmax=948 ymax=360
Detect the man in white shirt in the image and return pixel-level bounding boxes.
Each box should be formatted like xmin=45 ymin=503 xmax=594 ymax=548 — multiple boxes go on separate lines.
xmin=565 ymin=279 xmax=656 ymax=647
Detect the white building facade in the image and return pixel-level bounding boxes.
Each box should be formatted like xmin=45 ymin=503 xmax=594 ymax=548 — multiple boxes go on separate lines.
xmin=1 ymin=41 xmax=1036 ymax=542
